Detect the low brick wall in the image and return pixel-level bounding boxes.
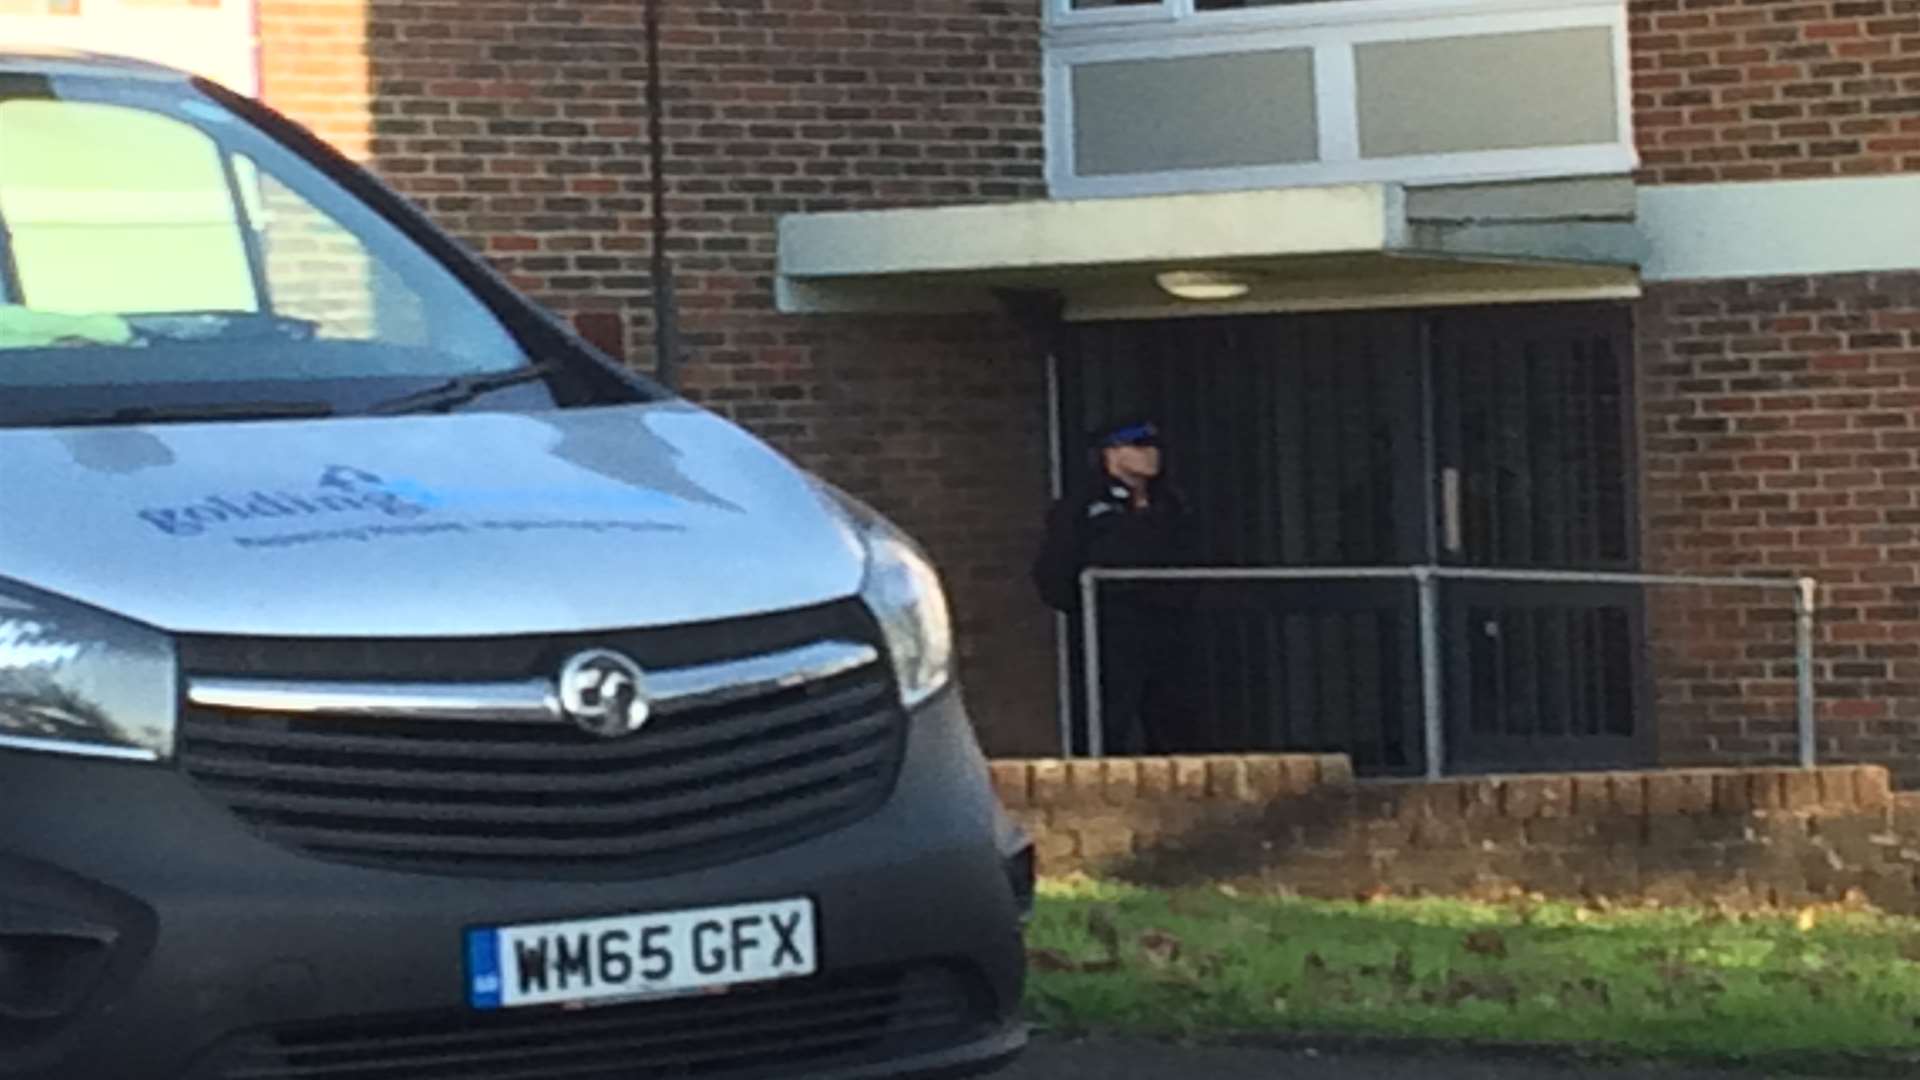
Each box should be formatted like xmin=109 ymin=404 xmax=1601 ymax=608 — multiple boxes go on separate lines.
xmin=991 ymin=755 xmax=1920 ymax=911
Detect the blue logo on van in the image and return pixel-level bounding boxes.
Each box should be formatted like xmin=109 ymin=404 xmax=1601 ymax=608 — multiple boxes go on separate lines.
xmin=137 ymin=465 xmax=430 ymax=537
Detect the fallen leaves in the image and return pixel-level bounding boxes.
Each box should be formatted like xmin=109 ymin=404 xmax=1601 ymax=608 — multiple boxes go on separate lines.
xmin=1136 ymin=928 xmax=1183 ymax=971
xmin=1390 ymin=947 xmax=1415 ymax=990
xmin=1024 ymin=883 xmax=1920 ymax=1058
xmin=1434 ymin=973 xmax=1519 ymax=1007
xmin=1027 ymin=948 xmax=1119 ymax=975
xmin=1023 ymin=905 xmax=1128 ymax=975
xmin=1559 ymin=976 xmax=1613 ymax=1011
xmin=1463 ymin=929 xmax=1510 ymax=959
xmin=1087 ymin=907 xmax=1122 ymax=956
xmin=1028 ymin=916 xmax=1213 ymax=983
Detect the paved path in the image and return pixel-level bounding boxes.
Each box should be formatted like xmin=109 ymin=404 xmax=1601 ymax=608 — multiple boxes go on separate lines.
xmin=996 ymin=1037 xmax=1849 ymax=1080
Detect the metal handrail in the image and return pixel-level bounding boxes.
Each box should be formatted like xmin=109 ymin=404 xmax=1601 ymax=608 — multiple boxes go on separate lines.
xmin=1077 ymin=565 xmax=1820 ymax=777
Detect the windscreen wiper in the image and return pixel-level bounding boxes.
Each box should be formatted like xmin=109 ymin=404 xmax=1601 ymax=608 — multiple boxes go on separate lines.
xmin=34 ymin=400 xmax=337 ymax=428
xmin=362 ymin=362 xmax=560 ymax=417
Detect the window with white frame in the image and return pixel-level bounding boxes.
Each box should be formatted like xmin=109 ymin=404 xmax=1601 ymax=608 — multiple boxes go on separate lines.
xmin=1045 ymin=0 xmax=1636 ymax=199
xmin=1054 ymin=0 xmax=1368 ymax=27
xmin=1081 ymin=0 xmax=1321 ymax=8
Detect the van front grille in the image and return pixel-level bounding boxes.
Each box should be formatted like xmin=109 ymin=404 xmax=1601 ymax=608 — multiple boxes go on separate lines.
xmin=174 ymin=606 xmax=907 ymax=879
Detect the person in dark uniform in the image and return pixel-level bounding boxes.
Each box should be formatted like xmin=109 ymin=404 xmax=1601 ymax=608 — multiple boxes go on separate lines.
xmin=1031 ymin=419 xmax=1189 ymax=755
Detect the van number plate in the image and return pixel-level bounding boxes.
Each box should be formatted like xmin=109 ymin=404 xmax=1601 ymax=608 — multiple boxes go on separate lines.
xmin=466 ymin=898 xmax=817 ymax=1010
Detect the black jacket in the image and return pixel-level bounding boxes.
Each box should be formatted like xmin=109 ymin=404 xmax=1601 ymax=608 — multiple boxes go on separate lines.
xmin=1031 ymin=474 xmax=1188 ymax=613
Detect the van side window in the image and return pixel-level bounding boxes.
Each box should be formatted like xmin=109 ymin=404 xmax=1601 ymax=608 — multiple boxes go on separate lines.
xmin=0 ymin=99 xmax=257 ymax=314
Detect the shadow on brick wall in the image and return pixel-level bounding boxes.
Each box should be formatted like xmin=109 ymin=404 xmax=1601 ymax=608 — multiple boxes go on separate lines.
xmin=995 ymin=756 xmax=1920 ymax=912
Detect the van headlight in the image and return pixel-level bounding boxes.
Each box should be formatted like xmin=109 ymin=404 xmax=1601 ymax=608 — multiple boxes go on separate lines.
xmin=816 ymin=484 xmax=954 ymax=707
xmin=0 ymin=581 xmax=176 ymax=762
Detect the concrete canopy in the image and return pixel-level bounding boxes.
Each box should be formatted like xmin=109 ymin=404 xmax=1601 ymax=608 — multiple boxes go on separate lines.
xmin=776 ymin=182 xmax=1645 ymax=322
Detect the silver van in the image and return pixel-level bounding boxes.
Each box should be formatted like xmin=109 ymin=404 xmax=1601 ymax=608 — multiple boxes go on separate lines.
xmin=0 ymin=49 xmax=1029 ymax=1080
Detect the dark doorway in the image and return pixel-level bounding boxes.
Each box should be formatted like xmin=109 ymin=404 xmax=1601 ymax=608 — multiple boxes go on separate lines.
xmin=1428 ymin=307 xmax=1650 ymax=771
xmin=1055 ymin=302 xmax=1644 ymax=775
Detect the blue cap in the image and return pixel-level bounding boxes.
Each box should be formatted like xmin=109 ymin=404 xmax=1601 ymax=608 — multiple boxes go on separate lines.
xmin=1094 ymin=420 xmax=1159 ymax=449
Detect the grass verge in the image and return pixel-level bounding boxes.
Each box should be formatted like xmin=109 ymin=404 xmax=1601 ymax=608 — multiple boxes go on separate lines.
xmin=1026 ymin=877 xmax=1920 ymax=1063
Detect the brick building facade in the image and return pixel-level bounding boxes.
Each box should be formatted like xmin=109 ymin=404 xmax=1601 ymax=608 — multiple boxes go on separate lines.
xmin=1632 ymin=0 xmax=1920 ymax=183
xmin=15 ymin=0 xmax=1918 ymax=775
xmin=260 ymin=0 xmax=1920 ymax=780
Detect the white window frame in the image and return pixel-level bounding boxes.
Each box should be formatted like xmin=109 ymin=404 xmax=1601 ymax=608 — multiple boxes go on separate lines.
xmin=1049 ymin=0 xmax=1178 ymax=32
xmin=1045 ymin=0 xmax=1636 ymax=200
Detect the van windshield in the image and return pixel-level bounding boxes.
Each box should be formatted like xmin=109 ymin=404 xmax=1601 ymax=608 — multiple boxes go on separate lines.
xmin=0 ymin=72 xmax=548 ymax=427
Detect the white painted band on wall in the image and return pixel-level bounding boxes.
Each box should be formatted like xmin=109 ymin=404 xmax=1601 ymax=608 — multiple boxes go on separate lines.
xmin=1640 ymin=175 xmax=1920 ymax=284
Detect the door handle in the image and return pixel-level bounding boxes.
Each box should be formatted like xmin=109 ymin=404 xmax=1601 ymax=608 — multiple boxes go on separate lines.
xmin=1441 ymin=467 xmax=1463 ymax=555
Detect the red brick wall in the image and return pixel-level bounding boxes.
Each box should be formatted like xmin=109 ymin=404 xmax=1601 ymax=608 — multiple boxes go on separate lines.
xmin=1631 ymin=0 xmax=1920 ymax=183
xmin=1628 ymin=0 xmax=1920 ymax=779
xmin=259 ymin=0 xmax=1046 ymax=340
xmin=255 ymin=0 xmax=1059 ymax=753
xmin=996 ymin=755 xmax=1918 ymax=910
xmin=750 ymin=313 xmax=1059 ymax=754
xmin=258 ymin=0 xmax=374 ymax=162
xmin=651 ymin=0 xmax=1055 ymax=751
xmin=1638 ymin=272 xmax=1920 ymax=784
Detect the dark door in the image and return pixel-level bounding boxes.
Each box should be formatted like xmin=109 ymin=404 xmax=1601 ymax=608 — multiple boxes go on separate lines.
xmin=1054 ymin=303 xmax=1645 ymax=774
xmin=1427 ymin=307 xmax=1651 ymax=770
